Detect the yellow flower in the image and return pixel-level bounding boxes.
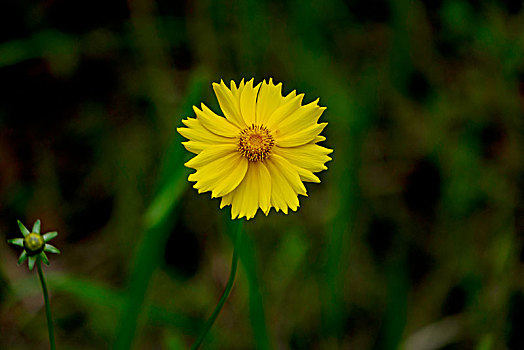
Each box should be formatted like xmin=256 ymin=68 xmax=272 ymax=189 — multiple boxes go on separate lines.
xmin=177 ymin=78 xmax=332 ymax=220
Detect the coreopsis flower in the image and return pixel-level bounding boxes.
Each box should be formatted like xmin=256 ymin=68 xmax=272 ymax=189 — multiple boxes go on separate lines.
xmin=178 ymin=78 xmax=332 ymax=220
xmin=8 ymin=220 xmax=60 ymax=270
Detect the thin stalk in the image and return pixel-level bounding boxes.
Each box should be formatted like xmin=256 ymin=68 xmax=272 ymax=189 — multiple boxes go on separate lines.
xmin=191 ymin=221 xmax=243 ymax=349
xmin=37 ymin=259 xmax=56 ymax=350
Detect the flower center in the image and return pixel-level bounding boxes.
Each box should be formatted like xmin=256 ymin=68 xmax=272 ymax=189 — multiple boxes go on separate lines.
xmin=24 ymin=232 xmax=45 ymax=256
xmin=238 ymin=124 xmax=274 ymax=162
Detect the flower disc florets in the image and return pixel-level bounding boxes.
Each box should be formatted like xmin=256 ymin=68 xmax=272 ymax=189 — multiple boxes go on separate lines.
xmin=238 ymin=124 xmax=274 ymax=162
xmin=24 ymin=233 xmax=45 ymax=256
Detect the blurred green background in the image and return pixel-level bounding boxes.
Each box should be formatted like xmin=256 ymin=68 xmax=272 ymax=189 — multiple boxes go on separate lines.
xmin=1 ymin=0 xmax=524 ymax=349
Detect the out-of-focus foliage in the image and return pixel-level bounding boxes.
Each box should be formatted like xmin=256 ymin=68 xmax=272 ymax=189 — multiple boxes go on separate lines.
xmin=1 ymin=0 xmax=524 ymax=349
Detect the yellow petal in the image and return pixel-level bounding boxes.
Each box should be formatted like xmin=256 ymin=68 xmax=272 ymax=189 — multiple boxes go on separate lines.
xmin=249 ymin=161 xmax=272 ymax=215
xmin=184 ymin=143 xmax=237 ymax=169
xmin=231 ymin=79 xmax=245 ymax=97
xmin=281 ymin=89 xmax=297 ymax=103
xmin=211 ymin=155 xmax=249 ymax=198
xmin=230 ymin=171 xmax=256 ymax=219
xmin=213 ymin=80 xmax=246 ymax=129
xmin=230 ymin=80 xmax=238 ymax=95
xmin=272 ymin=144 xmax=332 ymax=173
xmin=265 ymin=154 xmax=304 ymax=214
xmin=294 ymin=165 xmax=321 ymax=183
xmin=188 ymin=152 xmax=248 ymax=197
xmin=276 ymin=101 xmax=326 ymax=139
xmin=178 ymin=118 xmax=235 ymax=144
xmin=240 ymin=79 xmax=261 ymax=126
xmin=274 ymin=123 xmax=328 ymax=148
xmin=256 ymin=78 xmax=283 ymax=126
xmin=193 ymin=104 xmax=239 ymax=138
xmin=220 ymin=192 xmax=233 ymax=209
xmin=182 ymin=141 xmax=208 ymax=154
xmin=265 ymin=93 xmax=304 ymax=131
xmin=268 ymin=154 xmax=307 ymax=196
xmin=224 ymin=161 xmax=272 ymax=220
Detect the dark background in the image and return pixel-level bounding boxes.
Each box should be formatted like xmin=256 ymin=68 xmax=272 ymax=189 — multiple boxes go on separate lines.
xmin=1 ymin=0 xmax=524 ymax=348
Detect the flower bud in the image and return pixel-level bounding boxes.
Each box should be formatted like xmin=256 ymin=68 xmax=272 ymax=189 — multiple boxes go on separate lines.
xmin=24 ymin=233 xmax=45 ymax=256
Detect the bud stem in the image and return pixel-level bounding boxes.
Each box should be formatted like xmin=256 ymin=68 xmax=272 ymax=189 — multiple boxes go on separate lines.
xmin=37 ymin=258 xmax=56 ymax=350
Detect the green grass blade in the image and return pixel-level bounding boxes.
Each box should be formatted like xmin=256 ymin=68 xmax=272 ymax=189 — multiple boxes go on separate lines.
xmin=9 ymin=272 xmax=204 ymax=333
xmin=113 ymin=66 xmax=207 ymax=349
xmin=113 ymin=210 xmax=180 ymax=350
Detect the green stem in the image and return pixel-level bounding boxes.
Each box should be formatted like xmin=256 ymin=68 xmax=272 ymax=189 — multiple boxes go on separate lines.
xmin=37 ymin=259 xmax=56 ymax=350
xmin=191 ymin=221 xmax=243 ymax=349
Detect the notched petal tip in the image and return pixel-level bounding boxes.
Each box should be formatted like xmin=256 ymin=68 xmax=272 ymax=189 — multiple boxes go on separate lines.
xmin=180 ymin=117 xmax=196 ymax=128
xmin=187 ymin=172 xmax=197 ymax=181
xmin=238 ymin=78 xmax=246 ymax=90
xmin=318 ymin=122 xmax=328 ymax=133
